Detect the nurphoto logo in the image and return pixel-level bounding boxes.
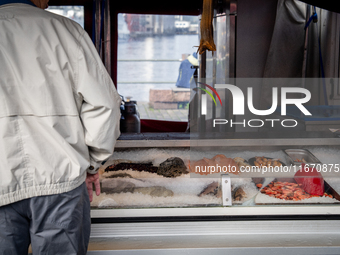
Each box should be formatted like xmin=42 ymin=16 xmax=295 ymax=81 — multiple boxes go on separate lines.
xmin=193 ymin=82 xmax=223 ymax=115
xmin=194 ymin=83 xmax=312 ymax=128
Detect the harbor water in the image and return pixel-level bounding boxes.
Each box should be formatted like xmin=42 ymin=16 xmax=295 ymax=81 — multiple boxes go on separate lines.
xmin=117 ymin=34 xmax=199 ymax=102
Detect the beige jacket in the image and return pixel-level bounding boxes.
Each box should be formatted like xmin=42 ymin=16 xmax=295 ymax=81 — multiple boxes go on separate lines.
xmin=0 ymin=4 xmax=121 ymax=206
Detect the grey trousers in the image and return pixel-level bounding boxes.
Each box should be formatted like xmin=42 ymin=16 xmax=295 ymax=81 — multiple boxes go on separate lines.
xmin=0 ymin=182 xmax=91 ymax=255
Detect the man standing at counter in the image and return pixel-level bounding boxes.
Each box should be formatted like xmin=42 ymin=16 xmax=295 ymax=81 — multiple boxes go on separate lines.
xmin=0 ymin=0 xmax=121 ymax=254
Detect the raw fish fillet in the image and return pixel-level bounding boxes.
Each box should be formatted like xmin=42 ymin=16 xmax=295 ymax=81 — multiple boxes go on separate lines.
xmin=189 ymin=159 xmax=211 ymax=175
xmin=212 ymin=154 xmax=227 ymax=161
xmin=212 ymin=154 xmax=239 ymax=174
xmin=294 ymin=164 xmax=324 ymax=196
xmin=212 ymin=154 xmax=239 ymax=172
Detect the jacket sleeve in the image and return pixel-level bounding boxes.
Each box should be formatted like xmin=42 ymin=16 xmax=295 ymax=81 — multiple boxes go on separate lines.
xmin=76 ymin=31 xmax=121 ymax=174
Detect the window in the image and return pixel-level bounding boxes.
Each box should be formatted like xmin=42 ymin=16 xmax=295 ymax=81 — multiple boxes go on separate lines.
xmin=117 ymin=14 xmax=199 ymax=122
xmin=47 ymin=6 xmax=84 ymax=28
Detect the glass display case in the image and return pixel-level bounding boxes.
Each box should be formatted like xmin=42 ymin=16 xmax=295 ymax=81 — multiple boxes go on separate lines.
xmin=91 ymin=133 xmax=340 ymax=211
xmin=88 ymin=135 xmax=340 ymax=254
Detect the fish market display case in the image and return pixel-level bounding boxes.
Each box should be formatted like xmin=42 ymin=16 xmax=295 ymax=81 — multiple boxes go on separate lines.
xmin=88 ymin=132 xmax=340 ymax=254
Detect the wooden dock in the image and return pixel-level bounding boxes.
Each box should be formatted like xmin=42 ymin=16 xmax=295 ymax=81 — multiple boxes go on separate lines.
xmin=137 ymin=101 xmax=188 ymax=122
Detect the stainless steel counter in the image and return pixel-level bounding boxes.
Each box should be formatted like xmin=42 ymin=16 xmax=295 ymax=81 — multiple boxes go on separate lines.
xmin=88 ymin=219 xmax=340 ymax=254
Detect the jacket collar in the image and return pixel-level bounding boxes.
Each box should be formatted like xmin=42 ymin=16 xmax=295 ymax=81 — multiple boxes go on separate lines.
xmin=0 ymin=0 xmax=36 ymax=7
